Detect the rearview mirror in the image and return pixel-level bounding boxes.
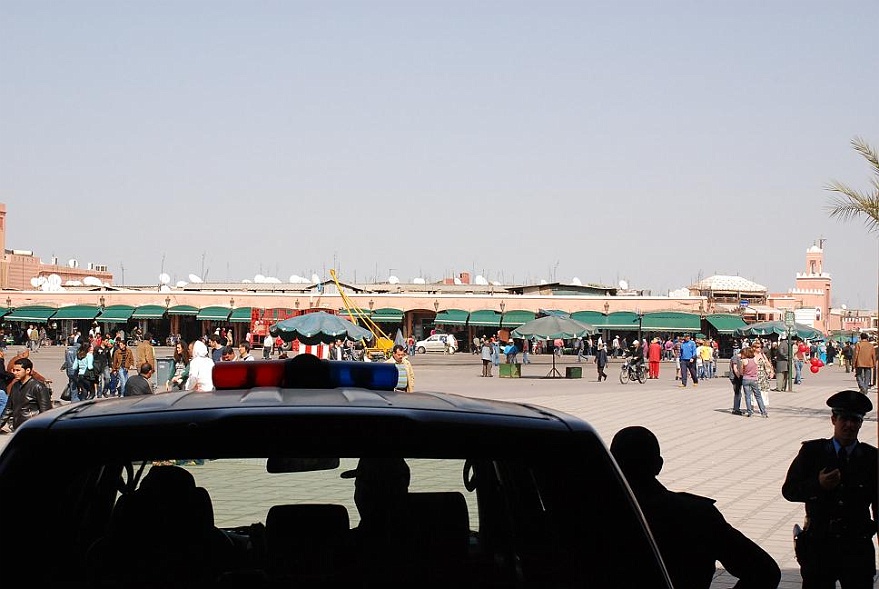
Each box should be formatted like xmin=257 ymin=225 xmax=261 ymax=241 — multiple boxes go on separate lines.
xmin=266 ymin=456 xmax=341 ymax=474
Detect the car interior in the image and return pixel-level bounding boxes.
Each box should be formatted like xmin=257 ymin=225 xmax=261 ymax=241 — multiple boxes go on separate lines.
xmin=0 ymin=438 xmax=667 ymax=588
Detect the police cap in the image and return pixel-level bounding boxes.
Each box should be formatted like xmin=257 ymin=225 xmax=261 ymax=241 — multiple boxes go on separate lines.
xmin=826 ymin=390 xmax=873 ymax=419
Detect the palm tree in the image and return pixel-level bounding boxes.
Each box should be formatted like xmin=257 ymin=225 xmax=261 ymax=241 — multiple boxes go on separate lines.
xmin=826 ymin=136 xmax=879 ymax=232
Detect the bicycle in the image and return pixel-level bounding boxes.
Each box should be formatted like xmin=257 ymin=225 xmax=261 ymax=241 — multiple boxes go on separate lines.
xmin=619 ymin=359 xmax=647 ymax=384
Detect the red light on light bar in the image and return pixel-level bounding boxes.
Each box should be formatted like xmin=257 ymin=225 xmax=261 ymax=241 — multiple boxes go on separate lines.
xmin=213 ymin=360 xmax=285 ymax=390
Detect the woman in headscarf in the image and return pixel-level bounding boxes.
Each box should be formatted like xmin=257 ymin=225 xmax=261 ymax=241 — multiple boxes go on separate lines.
xmin=185 ymin=340 xmax=214 ymax=392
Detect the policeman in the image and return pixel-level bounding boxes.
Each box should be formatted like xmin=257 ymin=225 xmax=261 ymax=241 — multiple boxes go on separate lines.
xmin=611 ymin=426 xmax=780 ymax=589
xmin=782 ymin=390 xmax=877 ymax=588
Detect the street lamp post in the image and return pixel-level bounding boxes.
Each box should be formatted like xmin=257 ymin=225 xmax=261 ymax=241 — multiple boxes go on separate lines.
xmin=636 ymin=309 xmax=643 ymax=343
xmin=784 ymin=310 xmax=795 ymax=392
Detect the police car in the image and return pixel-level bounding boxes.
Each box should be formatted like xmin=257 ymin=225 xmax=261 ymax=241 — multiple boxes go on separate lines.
xmin=0 ymin=357 xmax=671 ymax=588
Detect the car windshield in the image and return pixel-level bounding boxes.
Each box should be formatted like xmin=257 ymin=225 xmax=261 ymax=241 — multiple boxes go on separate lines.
xmin=0 ymin=422 xmax=667 ymax=588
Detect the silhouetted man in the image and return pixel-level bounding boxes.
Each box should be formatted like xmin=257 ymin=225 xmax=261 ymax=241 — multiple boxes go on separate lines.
xmin=611 ymin=426 xmax=780 ymax=589
xmin=782 ymin=390 xmax=876 ymax=589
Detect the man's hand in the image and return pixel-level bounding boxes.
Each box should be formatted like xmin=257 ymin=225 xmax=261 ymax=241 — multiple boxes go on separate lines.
xmin=818 ymin=467 xmax=841 ymax=491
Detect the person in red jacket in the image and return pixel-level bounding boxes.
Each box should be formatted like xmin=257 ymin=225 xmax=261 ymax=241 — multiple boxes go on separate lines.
xmin=647 ymin=338 xmax=662 ymax=379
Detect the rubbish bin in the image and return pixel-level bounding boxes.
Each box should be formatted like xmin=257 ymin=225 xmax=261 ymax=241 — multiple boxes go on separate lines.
xmin=565 ymin=366 xmax=582 ymax=379
xmin=155 ymin=357 xmax=174 ymax=389
xmin=499 ymin=363 xmax=521 ymax=378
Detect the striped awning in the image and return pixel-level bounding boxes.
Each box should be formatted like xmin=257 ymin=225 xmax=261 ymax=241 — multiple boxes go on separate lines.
xmin=96 ymin=305 xmax=135 ymax=323
xmin=131 ymin=305 xmax=168 ymax=319
xmin=4 ymin=306 xmax=56 ymax=322
xmin=195 ymin=306 xmax=232 ymax=321
xmin=434 ymin=309 xmax=468 ymax=325
xmin=51 ymin=305 xmax=101 ymax=320
xmin=229 ymin=307 xmax=253 ymax=323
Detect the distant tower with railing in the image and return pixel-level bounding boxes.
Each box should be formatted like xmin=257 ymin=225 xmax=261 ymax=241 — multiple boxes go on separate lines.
xmin=789 ymin=241 xmax=832 ymax=333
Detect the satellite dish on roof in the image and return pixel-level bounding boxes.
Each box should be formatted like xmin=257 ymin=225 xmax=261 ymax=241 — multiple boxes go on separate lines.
xmin=491 ymin=280 xmax=501 ymax=286
xmin=176 ymin=280 xmax=188 ymax=287
xmin=188 ymin=274 xmax=203 ymax=284
xmin=30 ymin=277 xmax=40 ymax=288
xmin=618 ymin=279 xmax=629 ymax=290
xmin=289 ymin=274 xmax=301 ymax=283
xmin=265 ymin=276 xmax=281 ymax=283
xmin=83 ymin=276 xmax=102 ymax=286
xmin=454 ymin=277 xmax=462 ymax=285
xmin=39 ymin=276 xmax=49 ymax=286
xmin=254 ymin=274 xmax=265 ymax=283
xmin=388 ymin=275 xmax=399 ymax=284
xmin=41 ymin=283 xmax=51 ymax=291
xmin=841 ymin=304 xmax=847 ymax=310
xmin=64 ymin=280 xmax=82 ymax=286
xmin=474 ymin=275 xmax=488 ymax=285
xmin=571 ymin=277 xmax=582 ymax=285
xmin=539 ymin=279 xmax=548 ymax=285
xmin=242 ymin=279 xmax=252 ymax=283
xmin=159 ymin=284 xmax=171 ymax=292
xmin=159 ymin=273 xmax=171 ymax=285
xmin=412 ymin=277 xmax=426 ymax=284
xmin=311 ymin=273 xmax=320 ymax=284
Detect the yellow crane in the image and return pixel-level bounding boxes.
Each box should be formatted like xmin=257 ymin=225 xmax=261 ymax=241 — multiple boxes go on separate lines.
xmin=330 ymin=269 xmax=395 ymax=359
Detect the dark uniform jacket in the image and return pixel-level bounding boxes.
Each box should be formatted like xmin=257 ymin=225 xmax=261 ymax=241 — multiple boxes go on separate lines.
xmin=630 ymin=478 xmax=780 ymax=589
xmin=782 ymin=438 xmax=878 ymax=539
xmin=0 ymin=377 xmax=52 ymax=429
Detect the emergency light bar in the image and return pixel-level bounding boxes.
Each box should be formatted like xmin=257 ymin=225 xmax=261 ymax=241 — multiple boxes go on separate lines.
xmin=212 ymin=358 xmax=399 ymax=391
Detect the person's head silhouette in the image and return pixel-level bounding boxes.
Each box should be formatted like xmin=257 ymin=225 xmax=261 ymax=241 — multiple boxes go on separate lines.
xmin=610 ymin=426 xmax=663 ymax=486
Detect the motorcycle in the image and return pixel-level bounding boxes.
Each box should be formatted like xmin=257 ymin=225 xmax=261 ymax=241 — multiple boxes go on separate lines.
xmin=619 ymin=358 xmax=647 ymax=384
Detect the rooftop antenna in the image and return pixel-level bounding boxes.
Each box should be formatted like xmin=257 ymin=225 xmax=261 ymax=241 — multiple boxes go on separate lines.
xmin=120 ymin=262 xmax=125 ymax=286
xmin=200 ymin=252 xmax=206 ymax=280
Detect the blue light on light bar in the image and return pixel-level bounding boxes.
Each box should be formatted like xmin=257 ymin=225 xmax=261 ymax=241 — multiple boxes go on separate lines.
xmin=329 ymin=361 xmax=399 ymax=391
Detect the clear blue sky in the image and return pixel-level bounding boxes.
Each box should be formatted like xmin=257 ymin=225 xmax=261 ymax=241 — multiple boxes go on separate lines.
xmin=2 ymin=1 xmax=877 ymax=308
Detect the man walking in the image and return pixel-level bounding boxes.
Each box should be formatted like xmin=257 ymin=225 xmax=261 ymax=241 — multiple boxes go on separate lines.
xmin=386 ymin=344 xmax=414 ymax=392
xmin=851 ymin=333 xmax=875 ymax=394
xmin=782 ymin=391 xmax=876 ymax=588
xmin=774 ymin=337 xmax=790 ymax=392
xmin=136 ymin=333 xmax=156 ymax=387
xmin=111 ymin=339 xmax=135 ymax=394
xmin=0 ymin=358 xmax=53 ymax=432
xmin=678 ymin=334 xmax=698 ymax=388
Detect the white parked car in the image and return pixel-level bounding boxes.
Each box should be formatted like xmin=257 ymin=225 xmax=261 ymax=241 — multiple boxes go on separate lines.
xmin=416 ymin=334 xmax=451 ymax=354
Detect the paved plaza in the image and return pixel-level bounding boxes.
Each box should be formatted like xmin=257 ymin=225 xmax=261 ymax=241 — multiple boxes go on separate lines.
xmin=4 ymin=345 xmax=877 ymax=588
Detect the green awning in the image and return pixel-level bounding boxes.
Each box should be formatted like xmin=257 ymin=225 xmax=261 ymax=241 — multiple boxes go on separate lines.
xmin=229 ymin=307 xmax=253 ymax=323
xmin=601 ymin=311 xmax=640 ymax=330
xmin=434 ymin=309 xmax=468 ymax=326
xmin=706 ymin=314 xmax=748 ymax=334
xmin=196 ymin=306 xmax=231 ymax=321
xmin=641 ymin=312 xmax=701 ymax=332
xmin=571 ymin=311 xmax=606 ymax=326
xmin=372 ymin=307 xmax=403 ymax=323
xmin=468 ymin=310 xmax=502 ymax=327
xmin=131 ymin=305 xmax=168 ymax=319
xmin=539 ymin=309 xmax=570 ymax=318
xmin=4 ymin=306 xmax=56 ymax=322
xmin=339 ymin=308 xmax=371 ymax=321
xmin=51 ymin=305 xmax=101 ymax=320
xmin=96 ymin=305 xmax=135 ymax=323
xmin=501 ymin=310 xmax=536 ymax=328
xmin=167 ymin=305 xmax=199 ymax=316
xmin=0 ymin=307 xmax=9 ymax=318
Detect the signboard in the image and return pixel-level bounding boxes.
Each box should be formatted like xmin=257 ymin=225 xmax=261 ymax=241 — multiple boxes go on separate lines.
xmin=739 ymin=300 xmax=749 ymax=307
xmin=784 ymin=310 xmax=795 ymax=327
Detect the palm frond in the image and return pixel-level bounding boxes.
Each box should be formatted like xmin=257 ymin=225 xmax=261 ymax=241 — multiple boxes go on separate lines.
xmin=825 ymin=137 xmax=879 ymax=234
xmin=851 ymin=136 xmax=879 ymax=172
